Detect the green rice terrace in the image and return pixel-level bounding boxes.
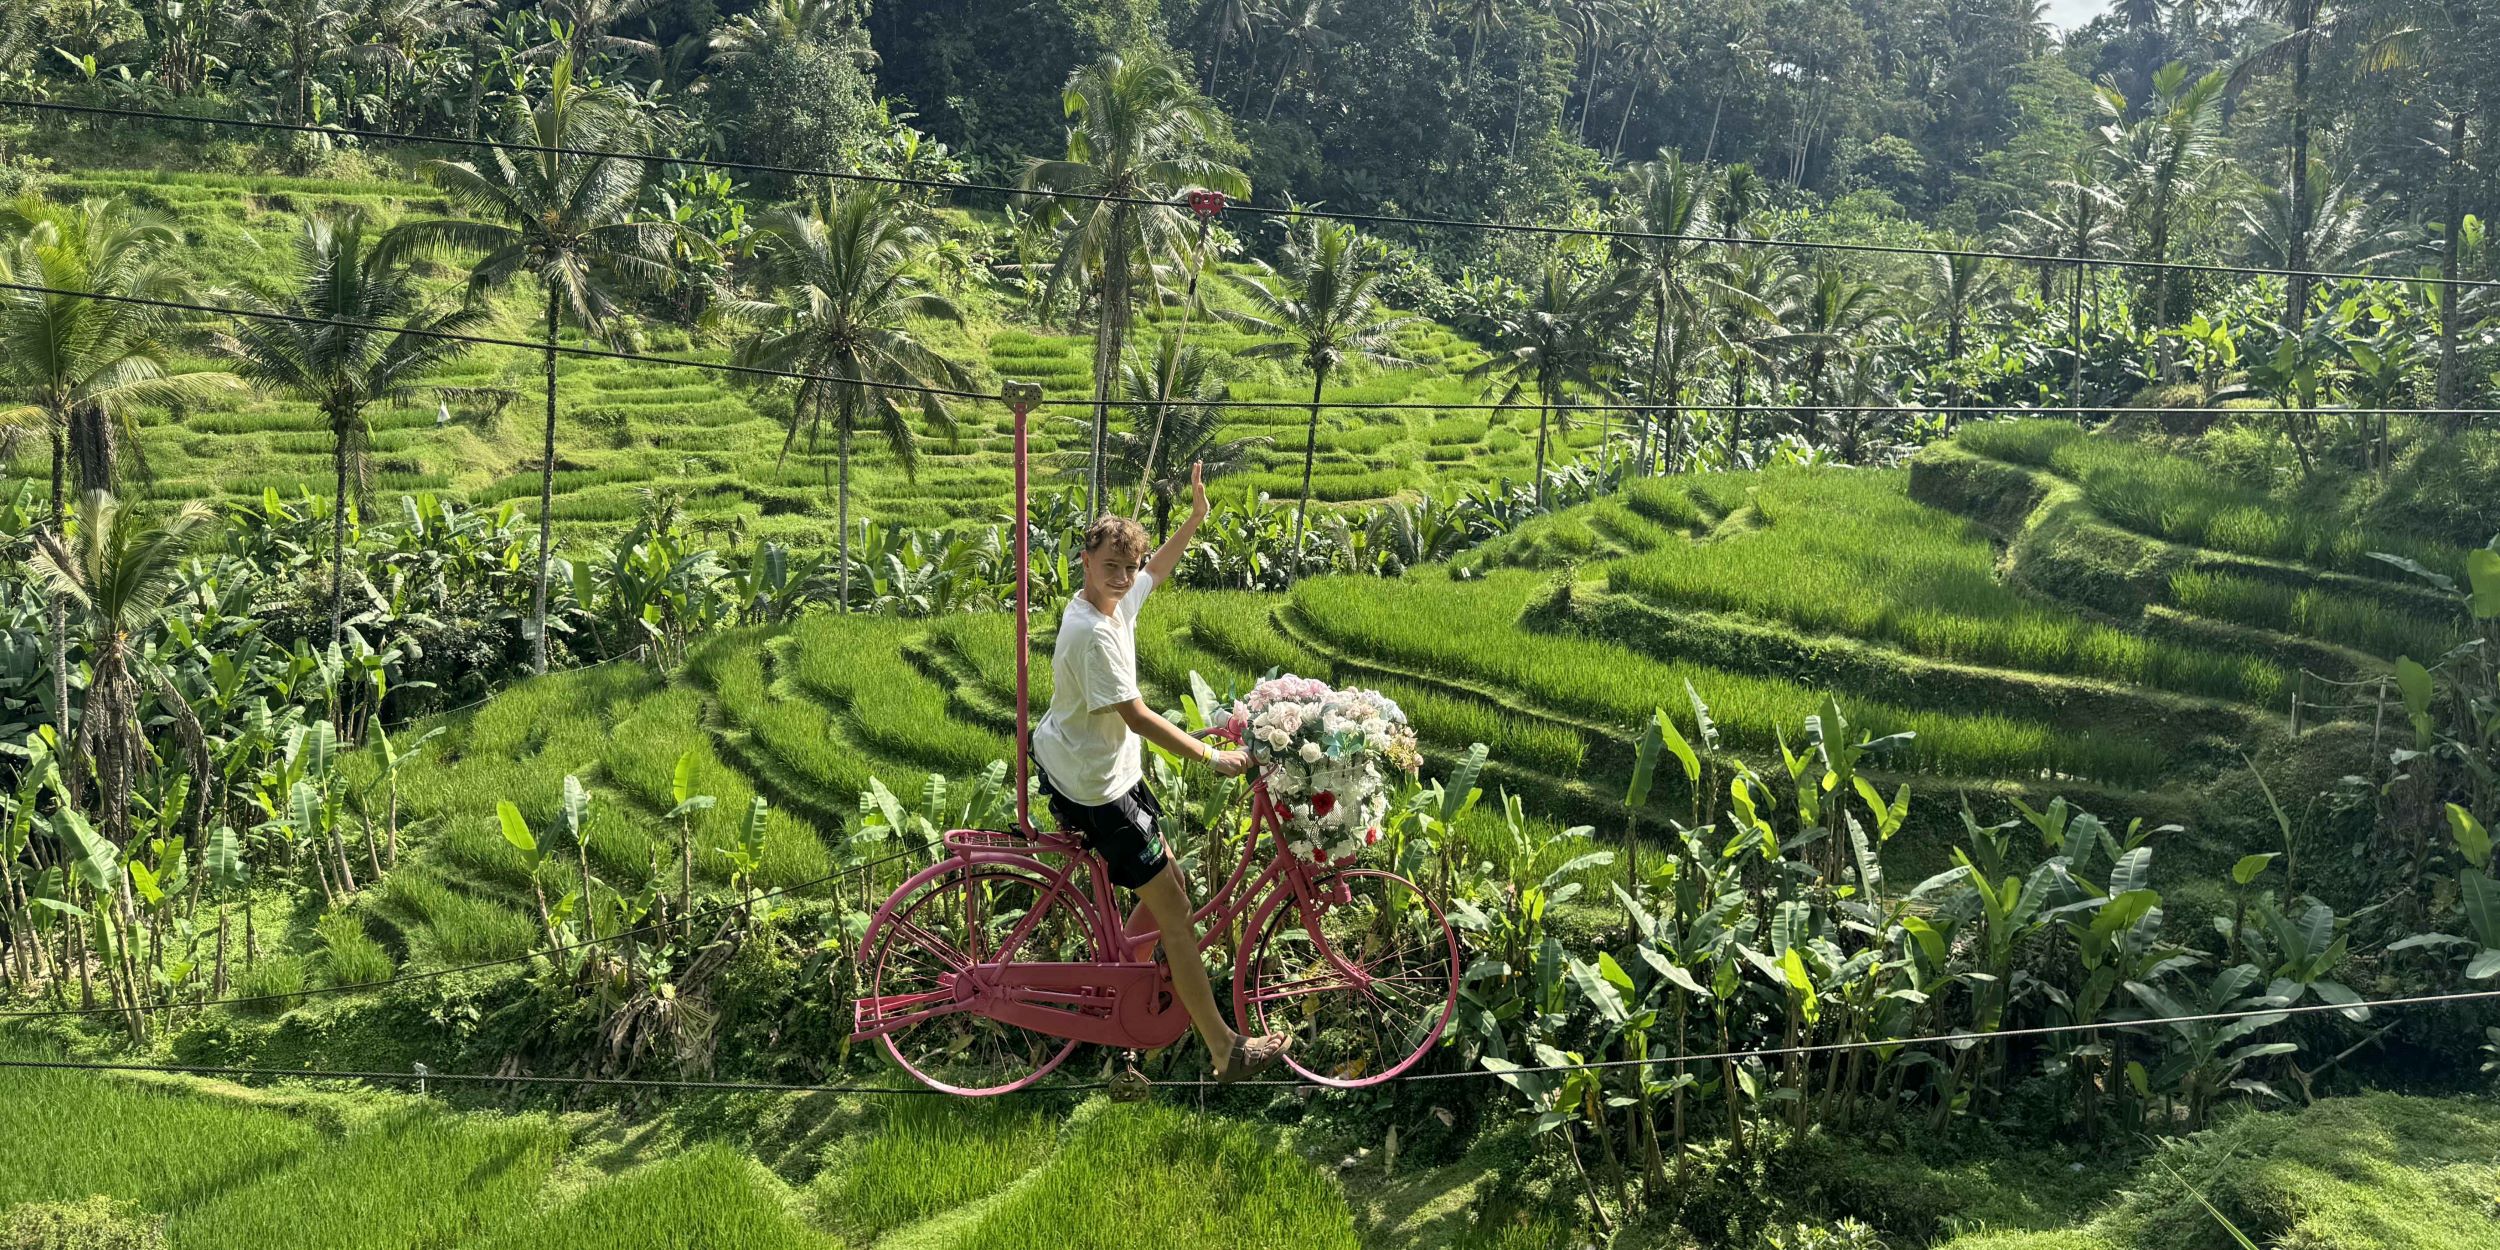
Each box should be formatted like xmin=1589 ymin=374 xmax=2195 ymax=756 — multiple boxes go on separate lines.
xmin=9 ymin=163 xmax=1577 ymax=547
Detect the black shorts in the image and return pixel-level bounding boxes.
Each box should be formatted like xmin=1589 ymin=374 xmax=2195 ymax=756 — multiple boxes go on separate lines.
xmin=1035 ymin=768 xmax=1171 ymax=891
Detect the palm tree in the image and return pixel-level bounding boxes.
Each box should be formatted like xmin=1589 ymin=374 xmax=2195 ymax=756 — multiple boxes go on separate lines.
xmin=212 ymin=211 xmax=488 ymax=642
xmin=0 ymin=197 xmax=240 ymax=521
xmin=1465 ymin=259 xmax=1628 ymax=508
xmin=382 ymin=53 xmax=670 ymax=673
xmin=1918 ymin=252 xmax=2012 ymax=413
xmin=2095 ymin=63 xmax=2228 ymax=332
xmin=1698 ymin=247 xmax=1791 ymax=469
xmin=707 ymin=0 xmax=849 ymax=67
xmin=1199 ymin=0 xmax=1258 ymax=97
xmin=1262 ymin=0 xmax=1342 ymax=121
xmin=1771 ymin=263 xmax=1894 ymax=427
xmin=1606 ymin=1 xmax=1675 ymax=159
xmin=1103 ymin=335 xmax=1271 ymax=539
xmin=2227 ymin=1 xmax=2411 ymax=330
xmin=234 ymin=0 xmax=348 ymax=124
xmin=1616 ymin=153 xmax=1717 ymax=474
xmin=2238 ymin=165 xmax=2404 ymax=279
xmin=1442 ymin=0 xmax=1506 ymax=89
xmin=2008 ymin=153 xmax=2123 ymax=404
xmin=714 ymin=191 xmax=974 ymax=611
xmin=27 ymin=491 xmax=216 ymax=848
xmin=1020 ymin=52 xmax=1246 ymax=521
xmin=522 ymin=0 xmax=662 ymax=70
xmin=0 ymin=197 xmax=240 ymax=735
xmin=1237 ymin=219 xmax=1416 ymax=547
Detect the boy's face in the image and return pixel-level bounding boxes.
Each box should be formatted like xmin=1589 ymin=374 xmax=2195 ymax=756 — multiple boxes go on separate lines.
xmin=1082 ymin=541 xmax=1143 ymax=603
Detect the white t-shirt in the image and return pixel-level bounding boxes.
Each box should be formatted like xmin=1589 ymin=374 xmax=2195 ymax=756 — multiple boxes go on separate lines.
xmin=1031 ymin=572 xmax=1156 ymax=806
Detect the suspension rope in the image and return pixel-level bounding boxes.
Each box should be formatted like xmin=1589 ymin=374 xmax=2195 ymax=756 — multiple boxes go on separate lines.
xmin=5 ymin=97 xmax=2496 ymax=293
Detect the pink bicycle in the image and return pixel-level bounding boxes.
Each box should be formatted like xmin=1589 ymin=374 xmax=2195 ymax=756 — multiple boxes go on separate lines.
xmin=847 ymin=384 xmax=1461 ymax=1095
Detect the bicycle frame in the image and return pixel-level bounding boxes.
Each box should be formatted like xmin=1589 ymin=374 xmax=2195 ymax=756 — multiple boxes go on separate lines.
xmin=851 ymin=785 xmax=1342 ymax=1051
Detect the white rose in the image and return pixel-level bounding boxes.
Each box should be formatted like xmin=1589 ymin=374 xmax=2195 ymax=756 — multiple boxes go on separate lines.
xmin=1298 ymin=740 xmax=1325 ymax=763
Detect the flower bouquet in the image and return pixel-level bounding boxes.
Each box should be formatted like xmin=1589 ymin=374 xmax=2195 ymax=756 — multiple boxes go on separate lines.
xmin=1220 ymin=674 xmax=1423 ymax=864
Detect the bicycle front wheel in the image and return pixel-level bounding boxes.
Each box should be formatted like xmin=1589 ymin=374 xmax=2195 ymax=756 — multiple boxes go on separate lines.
xmin=1237 ymin=869 xmax=1460 ymax=1088
xmin=866 ymin=863 xmax=1091 ymax=1096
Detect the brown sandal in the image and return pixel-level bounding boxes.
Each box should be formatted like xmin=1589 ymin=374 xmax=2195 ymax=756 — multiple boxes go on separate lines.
xmin=1215 ymin=1032 xmax=1292 ymax=1084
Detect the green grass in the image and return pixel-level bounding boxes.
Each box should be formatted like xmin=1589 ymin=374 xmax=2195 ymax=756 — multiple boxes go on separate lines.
xmin=168 ymin=1110 xmax=566 ymax=1250
xmin=1936 ymin=1094 xmax=2500 ymax=1250
xmin=470 ymin=1142 xmax=836 ymax=1250
xmin=0 ymin=1044 xmax=321 ymax=1212
xmin=2166 ymin=568 xmax=2465 ymax=662
xmin=810 ymin=1099 xmax=1061 ymax=1241
xmin=938 ymin=1101 xmax=1362 ymax=1250
xmin=0 ymin=1055 xmax=1385 ymax=1250
xmin=1957 ymin=419 xmax=2468 ymax=578
xmin=1291 ymin=568 xmax=2170 ymax=785
xmin=1602 ymin=467 xmax=2290 ymax=704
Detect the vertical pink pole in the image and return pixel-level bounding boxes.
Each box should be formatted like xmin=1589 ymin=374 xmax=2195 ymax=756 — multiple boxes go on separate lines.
xmin=1006 ymin=382 xmax=1040 ymax=836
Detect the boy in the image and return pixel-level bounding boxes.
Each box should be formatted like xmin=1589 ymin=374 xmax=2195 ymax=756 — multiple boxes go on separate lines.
xmin=1031 ymin=463 xmax=1292 ymax=1084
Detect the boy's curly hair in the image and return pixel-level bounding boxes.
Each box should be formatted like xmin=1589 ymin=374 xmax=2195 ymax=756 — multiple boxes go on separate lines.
xmin=1081 ymin=515 xmax=1152 ymax=563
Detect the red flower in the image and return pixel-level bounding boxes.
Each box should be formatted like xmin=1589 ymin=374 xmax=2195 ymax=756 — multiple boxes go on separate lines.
xmin=1311 ymin=791 xmax=1336 ymax=818
xmin=1311 ymin=846 xmax=1328 ymax=863
xmin=1364 ymin=828 xmax=1380 ymax=845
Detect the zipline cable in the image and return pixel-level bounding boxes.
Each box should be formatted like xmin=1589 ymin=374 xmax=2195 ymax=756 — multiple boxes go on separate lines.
xmin=5 ymin=276 xmax=2496 ymax=421
xmin=5 ymin=97 xmax=2496 ymax=294
xmin=3 ymin=985 xmax=2494 ymax=1096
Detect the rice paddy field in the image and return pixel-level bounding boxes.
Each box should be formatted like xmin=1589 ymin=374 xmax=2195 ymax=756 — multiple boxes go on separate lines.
xmin=12 ymin=164 xmax=1592 ymax=550
xmin=1953 ymin=418 xmax=2474 ymax=578
xmin=0 ymin=1043 xmax=1364 ymax=1250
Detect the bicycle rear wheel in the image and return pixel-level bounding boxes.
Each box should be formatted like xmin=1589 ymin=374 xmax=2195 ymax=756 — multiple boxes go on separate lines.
xmin=866 ymin=863 xmax=1091 ymax=1095
xmin=1237 ymin=869 xmax=1459 ymax=1087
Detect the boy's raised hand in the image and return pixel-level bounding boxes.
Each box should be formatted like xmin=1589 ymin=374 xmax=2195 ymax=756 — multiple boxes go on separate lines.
xmin=1190 ymin=461 xmax=1208 ymax=515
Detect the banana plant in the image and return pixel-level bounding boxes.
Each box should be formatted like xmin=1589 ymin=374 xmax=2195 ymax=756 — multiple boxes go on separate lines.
xmin=2125 ymin=961 xmax=2296 ymax=1128
xmin=715 ymin=795 xmax=771 ymax=923
xmin=2387 ymin=805 xmax=2500 ymax=981
xmin=356 ymin=722 xmax=442 ymax=871
xmin=664 ymin=750 xmax=715 ymax=946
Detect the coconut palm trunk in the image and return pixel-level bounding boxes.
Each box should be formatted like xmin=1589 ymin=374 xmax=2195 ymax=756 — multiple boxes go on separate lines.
xmin=533 ymin=281 xmax=560 ymax=674
xmin=1293 ymin=369 xmax=1327 ymax=552
xmin=1534 ymin=368 xmax=1557 ymax=509
xmin=2435 ymin=113 xmax=2470 ymax=422
xmin=837 ymin=405 xmax=854 ymax=611
xmin=330 ymin=401 xmax=352 ymax=643
xmin=1087 ymin=204 xmax=1135 ymax=520
xmin=47 ymin=424 xmax=67 ymax=740
xmin=2284 ymin=14 xmax=2315 ymax=332
xmin=1725 ymin=356 xmax=1747 ymax=467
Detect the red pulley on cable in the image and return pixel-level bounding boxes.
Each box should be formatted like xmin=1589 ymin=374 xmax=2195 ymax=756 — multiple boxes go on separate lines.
xmin=1185 ymin=190 xmax=1227 ymax=221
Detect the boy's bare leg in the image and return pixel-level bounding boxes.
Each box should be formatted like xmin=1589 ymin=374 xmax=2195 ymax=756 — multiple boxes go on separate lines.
xmin=1133 ymin=862 xmax=1241 ymax=1065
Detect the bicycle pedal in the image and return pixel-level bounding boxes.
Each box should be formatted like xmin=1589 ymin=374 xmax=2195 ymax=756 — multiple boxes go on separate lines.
xmin=1107 ymin=1062 xmax=1153 ymax=1103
